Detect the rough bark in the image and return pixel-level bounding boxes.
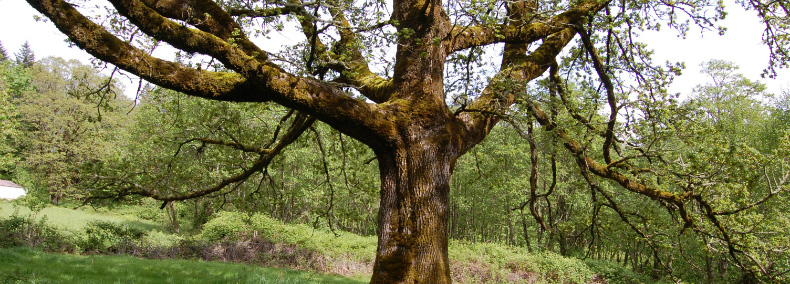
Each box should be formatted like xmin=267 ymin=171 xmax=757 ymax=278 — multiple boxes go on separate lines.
xmin=371 ymin=134 xmax=459 ymax=283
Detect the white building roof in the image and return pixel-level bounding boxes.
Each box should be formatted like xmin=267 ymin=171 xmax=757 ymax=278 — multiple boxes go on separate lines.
xmin=0 ymin=180 xmax=26 ymax=200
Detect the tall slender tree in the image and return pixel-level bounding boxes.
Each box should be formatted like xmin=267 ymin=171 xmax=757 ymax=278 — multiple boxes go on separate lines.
xmin=0 ymin=41 xmax=9 ymax=62
xmin=23 ymin=0 xmax=790 ymax=282
xmin=14 ymin=41 xmax=35 ymax=68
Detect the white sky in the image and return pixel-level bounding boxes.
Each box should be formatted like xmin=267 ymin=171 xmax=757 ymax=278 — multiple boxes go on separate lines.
xmin=1 ymin=0 xmax=788 ymax=97
xmin=641 ymin=2 xmax=790 ymax=96
xmin=0 ymin=0 xmax=94 ymax=62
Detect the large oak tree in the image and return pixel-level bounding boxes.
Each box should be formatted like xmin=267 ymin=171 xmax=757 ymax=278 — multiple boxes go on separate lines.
xmin=24 ymin=0 xmax=789 ymax=282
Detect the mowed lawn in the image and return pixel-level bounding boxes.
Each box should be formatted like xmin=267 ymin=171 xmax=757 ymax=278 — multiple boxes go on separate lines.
xmin=0 ymin=247 xmax=368 ymax=284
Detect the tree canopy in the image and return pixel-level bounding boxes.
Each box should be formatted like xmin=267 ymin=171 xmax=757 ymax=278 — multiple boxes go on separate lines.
xmin=21 ymin=0 xmax=790 ymax=282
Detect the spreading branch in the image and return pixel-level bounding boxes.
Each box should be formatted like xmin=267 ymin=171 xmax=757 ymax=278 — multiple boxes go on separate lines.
xmin=85 ymin=113 xmax=315 ymax=203
xmin=577 ymin=28 xmax=618 ymax=165
xmin=27 ymin=0 xmax=391 ymax=145
xmin=445 ymin=0 xmax=610 ymax=54
xmin=459 ymin=28 xmax=577 ymax=152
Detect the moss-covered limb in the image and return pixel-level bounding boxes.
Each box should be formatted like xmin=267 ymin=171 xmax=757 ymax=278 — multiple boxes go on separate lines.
xmin=578 ymin=28 xmax=618 ymax=164
xmin=282 ymin=0 xmax=326 ymax=54
xmin=691 ymin=195 xmax=769 ymax=280
xmin=271 ymin=0 xmax=390 ymax=103
xmin=108 ymin=0 xmax=259 ymax=73
xmin=29 ymin=0 xmax=394 ymax=144
xmin=140 ymin=0 xmax=268 ymax=62
xmin=444 ymin=0 xmax=610 ymax=54
xmin=273 ymin=1 xmax=392 ymax=103
xmin=226 ymin=2 xmax=311 ymax=18
xmin=521 ymin=95 xmax=694 ymax=229
xmin=458 ymin=28 xmax=575 ymax=152
xmin=326 ymin=10 xmax=394 ymax=103
xmin=26 ymin=0 xmax=260 ymax=101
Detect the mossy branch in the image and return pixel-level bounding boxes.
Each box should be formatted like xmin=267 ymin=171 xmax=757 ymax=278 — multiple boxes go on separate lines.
xmin=445 ymin=0 xmax=610 ymax=54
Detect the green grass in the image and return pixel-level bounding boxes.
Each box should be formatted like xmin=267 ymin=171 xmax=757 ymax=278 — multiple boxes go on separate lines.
xmin=0 ymin=246 xmax=368 ymax=284
xmin=1 ymin=201 xmax=659 ymax=283
xmin=0 ymin=202 xmax=161 ymax=234
xmin=0 ymin=201 xmax=184 ymax=246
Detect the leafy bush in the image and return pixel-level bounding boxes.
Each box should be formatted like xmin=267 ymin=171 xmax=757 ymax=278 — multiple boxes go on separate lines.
xmin=201 ymin=211 xmax=377 ymax=262
xmin=199 ymin=211 xmax=251 ymax=242
xmin=0 ymin=213 xmax=74 ymax=252
xmin=584 ymin=259 xmax=659 ymax=284
xmin=145 ymin=230 xmax=183 ymax=247
xmin=448 ymin=240 xmax=596 ymax=284
xmin=0 ymin=214 xmax=27 ymax=247
xmin=82 ymin=221 xmax=147 ymax=253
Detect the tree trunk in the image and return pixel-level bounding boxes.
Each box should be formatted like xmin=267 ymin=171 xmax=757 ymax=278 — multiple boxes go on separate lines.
xmin=50 ymin=190 xmax=62 ymax=205
xmin=370 ymin=134 xmax=459 ymax=283
xmin=521 ymin=210 xmax=532 ymax=251
xmin=166 ymin=201 xmax=180 ymax=233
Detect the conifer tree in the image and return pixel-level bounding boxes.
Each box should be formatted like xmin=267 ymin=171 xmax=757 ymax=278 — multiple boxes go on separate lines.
xmin=0 ymin=41 xmax=8 ymax=62
xmin=14 ymin=41 xmax=35 ymax=68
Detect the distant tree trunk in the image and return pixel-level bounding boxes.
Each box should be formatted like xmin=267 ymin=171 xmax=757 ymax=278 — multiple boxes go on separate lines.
xmin=507 ymin=206 xmax=515 ymax=246
xmin=164 ymin=202 xmax=179 ymax=233
xmin=450 ymin=201 xmax=458 ymax=240
xmin=623 ymin=245 xmax=630 ymax=266
xmin=50 ymin=191 xmax=62 ymax=205
xmin=521 ymin=210 xmax=532 ymax=251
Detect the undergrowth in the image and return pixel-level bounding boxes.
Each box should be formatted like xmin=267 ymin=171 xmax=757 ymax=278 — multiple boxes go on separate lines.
xmin=0 ymin=201 xmax=665 ymax=283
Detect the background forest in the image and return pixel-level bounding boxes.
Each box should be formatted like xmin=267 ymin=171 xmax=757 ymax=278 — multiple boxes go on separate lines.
xmin=1 ymin=36 xmax=789 ymax=284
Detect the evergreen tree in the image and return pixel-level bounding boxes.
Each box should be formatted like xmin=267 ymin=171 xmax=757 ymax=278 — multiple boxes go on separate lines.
xmin=14 ymin=41 xmax=35 ymax=68
xmin=0 ymin=41 xmax=8 ymax=62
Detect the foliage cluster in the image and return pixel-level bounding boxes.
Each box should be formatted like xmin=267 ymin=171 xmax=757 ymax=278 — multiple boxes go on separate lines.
xmin=0 ymin=49 xmax=131 ymax=204
xmin=83 ymin=220 xmax=148 ymax=253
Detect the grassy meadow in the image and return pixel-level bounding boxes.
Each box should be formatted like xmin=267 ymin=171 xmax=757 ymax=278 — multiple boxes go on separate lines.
xmin=0 ymin=200 xmax=660 ymax=283
xmin=0 ymin=246 xmax=366 ymax=284
xmin=0 ymin=201 xmax=160 ymax=232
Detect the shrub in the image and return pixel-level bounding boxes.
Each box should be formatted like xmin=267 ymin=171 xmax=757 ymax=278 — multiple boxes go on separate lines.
xmin=0 ymin=215 xmax=27 ymax=247
xmin=448 ymin=240 xmax=597 ymax=284
xmin=584 ymin=259 xmax=674 ymax=284
xmin=0 ymin=213 xmax=75 ymax=252
xmin=81 ymin=221 xmax=147 ymax=254
xmin=199 ymin=211 xmax=250 ymax=242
